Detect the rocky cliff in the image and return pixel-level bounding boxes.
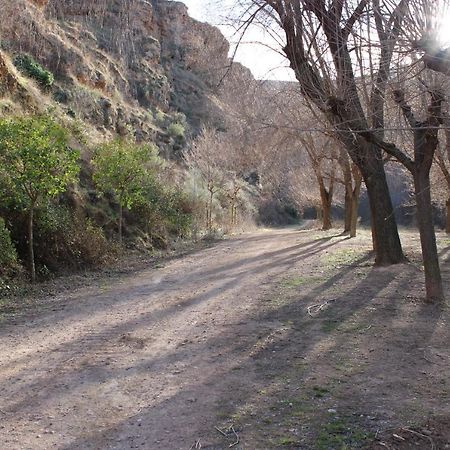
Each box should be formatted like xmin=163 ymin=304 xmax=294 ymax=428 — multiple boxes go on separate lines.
xmin=0 ymin=0 xmax=247 ymax=152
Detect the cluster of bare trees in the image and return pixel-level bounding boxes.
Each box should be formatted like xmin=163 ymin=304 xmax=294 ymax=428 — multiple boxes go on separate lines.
xmin=254 ymin=83 xmax=364 ymax=233
xmin=186 ymin=75 xmax=364 ymax=236
xmin=223 ymin=0 xmax=450 ymax=303
xmin=184 ymin=126 xmax=253 ymax=232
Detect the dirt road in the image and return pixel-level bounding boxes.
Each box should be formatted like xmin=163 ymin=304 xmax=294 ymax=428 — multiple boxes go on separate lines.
xmin=0 ymin=228 xmax=449 ymax=449
xmin=0 ymin=228 xmax=325 ymax=449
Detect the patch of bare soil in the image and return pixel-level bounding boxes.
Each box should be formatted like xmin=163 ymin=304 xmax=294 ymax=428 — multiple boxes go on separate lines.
xmin=0 ymin=228 xmax=448 ymax=449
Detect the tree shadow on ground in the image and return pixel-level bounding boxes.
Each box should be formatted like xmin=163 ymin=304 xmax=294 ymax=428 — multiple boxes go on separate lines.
xmin=2 ymin=231 xmax=448 ymax=449
xmin=52 ymin=254 xmax=405 ymax=449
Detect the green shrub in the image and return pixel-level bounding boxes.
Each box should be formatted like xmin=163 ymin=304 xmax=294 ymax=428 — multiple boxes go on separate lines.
xmin=34 ymin=204 xmax=112 ymax=271
xmin=0 ymin=217 xmax=18 ymax=276
xmin=155 ymin=109 xmax=166 ymax=125
xmin=153 ymin=188 xmax=193 ymax=237
xmin=133 ymin=178 xmax=193 ymax=248
xmin=14 ymin=54 xmax=54 ymax=88
xmin=168 ymin=122 xmax=185 ymax=139
xmin=65 ymin=215 xmax=113 ymax=269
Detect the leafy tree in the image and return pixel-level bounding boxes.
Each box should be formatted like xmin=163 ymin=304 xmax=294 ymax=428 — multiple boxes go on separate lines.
xmin=0 ymin=116 xmax=79 ymax=281
xmin=92 ymin=140 xmax=160 ymax=243
xmin=0 ymin=217 xmax=18 ymax=276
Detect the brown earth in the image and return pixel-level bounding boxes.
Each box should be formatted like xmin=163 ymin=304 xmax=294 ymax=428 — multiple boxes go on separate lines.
xmin=0 ymin=227 xmax=449 ymax=449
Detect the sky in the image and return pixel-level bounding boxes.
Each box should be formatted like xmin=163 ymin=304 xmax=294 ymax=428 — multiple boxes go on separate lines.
xmin=178 ymin=0 xmax=295 ymax=80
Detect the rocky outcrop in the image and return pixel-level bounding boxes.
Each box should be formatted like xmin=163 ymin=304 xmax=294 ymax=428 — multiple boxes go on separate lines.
xmin=0 ymin=53 xmax=18 ymax=96
xmin=0 ymin=51 xmax=37 ymax=113
xmin=0 ymin=0 xmax=243 ymax=148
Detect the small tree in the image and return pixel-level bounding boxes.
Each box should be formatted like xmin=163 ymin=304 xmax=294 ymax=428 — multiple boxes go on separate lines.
xmin=0 ymin=116 xmax=79 ymax=281
xmin=92 ymin=140 xmax=159 ymax=243
xmin=184 ymin=128 xmax=229 ymax=232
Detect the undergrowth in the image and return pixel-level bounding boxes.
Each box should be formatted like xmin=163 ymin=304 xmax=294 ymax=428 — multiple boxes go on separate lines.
xmin=13 ymin=54 xmax=54 ymax=88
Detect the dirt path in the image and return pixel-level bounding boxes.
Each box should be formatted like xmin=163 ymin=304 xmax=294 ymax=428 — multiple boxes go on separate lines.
xmin=0 ymin=228 xmax=449 ymax=449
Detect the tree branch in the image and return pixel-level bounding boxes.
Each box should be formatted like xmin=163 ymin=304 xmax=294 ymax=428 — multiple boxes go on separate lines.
xmin=342 ymin=0 xmax=368 ymax=38
xmin=392 ymin=89 xmax=420 ymax=128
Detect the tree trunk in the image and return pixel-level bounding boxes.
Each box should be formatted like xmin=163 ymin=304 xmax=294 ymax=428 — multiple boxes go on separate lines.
xmin=349 ymin=165 xmax=362 ymax=238
xmin=208 ymin=189 xmax=214 ymax=231
xmin=321 ymin=197 xmax=332 ymax=230
xmin=205 ymin=202 xmax=209 ymax=230
xmin=316 ymin=205 xmax=323 ymax=222
xmin=319 ymin=184 xmax=332 ymax=231
xmin=232 ymin=201 xmax=237 ymax=227
xmin=344 ymin=184 xmax=353 ymax=233
xmin=447 ymin=197 xmax=450 ymax=234
xmin=361 ymin=151 xmax=404 ymax=265
xmin=414 ymin=169 xmax=444 ymax=302
xmin=349 ymin=177 xmax=362 ymax=238
xmin=340 ymin=150 xmax=353 ymax=233
xmin=28 ymin=206 xmax=36 ymax=283
xmin=118 ymin=202 xmax=123 ymax=244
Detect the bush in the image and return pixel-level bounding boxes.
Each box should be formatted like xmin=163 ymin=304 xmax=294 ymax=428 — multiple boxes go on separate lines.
xmin=155 ymin=109 xmax=166 ymax=126
xmin=34 ymin=204 xmax=112 ymax=272
xmin=257 ymin=199 xmax=300 ymax=226
xmin=168 ymin=122 xmax=185 ymax=139
xmin=133 ymin=178 xmax=193 ymax=248
xmin=64 ymin=215 xmax=113 ymax=269
xmin=92 ymin=139 xmax=160 ymax=243
xmin=0 ymin=217 xmax=18 ymax=276
xmin=14 ymin=54 xmax=54 ymax=88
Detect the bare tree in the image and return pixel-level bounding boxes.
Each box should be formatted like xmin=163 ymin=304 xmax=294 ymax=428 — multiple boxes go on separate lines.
xmin=256 ymin=82 xmax=362 ymax=234
xmin=391 ymin=86 xmax=444 ymax=301
xmin=232 ymin=0 xmax=407 ymax=265
xmin=233 ymin=0 xmax=448 ymax=302
xmin=435 ymin=115 xmax=450 ymax=233
xmin=185 ymin=128 xmax=229 ymax=231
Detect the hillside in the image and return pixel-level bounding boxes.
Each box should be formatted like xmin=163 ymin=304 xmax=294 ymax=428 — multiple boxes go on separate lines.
xmin=0 ymin=0 xmax=264 ymax=280
xmin=0 ymin=0 xmax=249 ymax=151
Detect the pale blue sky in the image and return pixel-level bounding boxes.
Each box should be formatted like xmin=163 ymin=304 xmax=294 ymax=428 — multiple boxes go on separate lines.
xmin=179 ymin=0 xmax=294 ymax=80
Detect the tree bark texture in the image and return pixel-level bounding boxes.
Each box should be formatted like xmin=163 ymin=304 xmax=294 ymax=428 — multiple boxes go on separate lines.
xmin=414 ymin=170 xmax=444 ymax=302
xmin=28 ymin=206 xmax=36 ymax=282
xmin=358 ymin=144 xmax=404 ymax=265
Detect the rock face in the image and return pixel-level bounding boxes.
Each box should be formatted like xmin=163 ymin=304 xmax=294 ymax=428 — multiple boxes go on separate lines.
xmin=0 ymin=0 xmax=242 ymax=148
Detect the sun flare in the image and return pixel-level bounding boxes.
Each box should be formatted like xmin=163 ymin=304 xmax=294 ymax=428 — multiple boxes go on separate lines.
xmin=435 ymin=4 xmax=450 ymax=47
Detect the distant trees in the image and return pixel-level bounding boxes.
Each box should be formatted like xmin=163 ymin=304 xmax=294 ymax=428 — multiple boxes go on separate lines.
xmin=299 ymin=132 xmax=337 ymax=230
xmin=0 ymin=116 xmax=79 ymax=281
xmin=248 ymin=83 xmax=360 ymax=234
